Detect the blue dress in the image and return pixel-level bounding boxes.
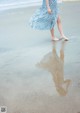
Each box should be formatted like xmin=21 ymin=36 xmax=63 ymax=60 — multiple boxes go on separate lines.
xmin=29 ymin=0 xmax=58 ymax=30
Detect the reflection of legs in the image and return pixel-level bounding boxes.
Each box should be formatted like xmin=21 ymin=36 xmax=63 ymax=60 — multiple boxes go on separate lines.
xmin=52 ymin=42 xmax=57 ymax=55
xmin=51 ymin=42 xmax=71 ymax=96
xmin=57 ymin=16 xmax=68 ymax=41
xmin=59 ymin=41 xmax=71 ymax=95
xmin=50 ymin=28 xmax=59 ymax=41
xmin=63 ymin=80 xmax=71 ymax=91
xmin=60 ymin=41 xmax=66 ymax=61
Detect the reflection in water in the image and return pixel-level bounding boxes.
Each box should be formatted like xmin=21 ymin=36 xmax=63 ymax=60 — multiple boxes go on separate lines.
xmin=37 ymin=41 xmax=71 ymax=96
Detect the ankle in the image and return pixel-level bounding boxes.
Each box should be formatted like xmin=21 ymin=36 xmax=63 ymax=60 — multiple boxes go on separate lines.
xmin=61 ymin=34 xmax=65 ymax=37
xmin=51 ymin=36 xmax=55 ymax=39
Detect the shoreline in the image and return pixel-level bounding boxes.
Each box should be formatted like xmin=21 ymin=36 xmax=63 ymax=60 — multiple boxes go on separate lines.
xmin=0 ymin=1 xmax=80 ymax=12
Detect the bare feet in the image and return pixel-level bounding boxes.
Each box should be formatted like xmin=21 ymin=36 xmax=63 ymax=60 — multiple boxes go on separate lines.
xmin=60 ymin=35 xmax=69 ymax=41
xmin=52 ymin=37 xmax=59 ymax=41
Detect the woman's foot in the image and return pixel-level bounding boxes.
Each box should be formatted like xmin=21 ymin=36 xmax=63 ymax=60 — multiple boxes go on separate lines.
xmin=60 ymin=35 xmax=69 ymax=41
xmin=52 ymin=37 xmax=59 ymax=41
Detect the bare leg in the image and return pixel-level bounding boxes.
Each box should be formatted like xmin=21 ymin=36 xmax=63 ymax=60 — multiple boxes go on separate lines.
xmin=50 ymin=27 xmax=54 ymax=39
xmin=50 ymin=28 xmax=59 ymax=41
xmin=57 ymin=16 xmax=64 ymax=37
xmin=57 ymin=16 xmax=68 ymax=40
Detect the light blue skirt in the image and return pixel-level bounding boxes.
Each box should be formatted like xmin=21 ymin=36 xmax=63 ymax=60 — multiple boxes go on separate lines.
xmin=29 ymin=0 xmax=59 ymax=30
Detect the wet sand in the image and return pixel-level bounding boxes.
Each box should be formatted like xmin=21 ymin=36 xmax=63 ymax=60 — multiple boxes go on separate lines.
xmin=0 ymin=2 xmax=80 ymax=113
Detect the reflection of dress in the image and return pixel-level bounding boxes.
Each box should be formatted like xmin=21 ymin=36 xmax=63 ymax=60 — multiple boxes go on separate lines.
xmin=37 ymin=42 xmax=71 ymax=96
xmin=29 ymin=0 xmax=58 ymax=30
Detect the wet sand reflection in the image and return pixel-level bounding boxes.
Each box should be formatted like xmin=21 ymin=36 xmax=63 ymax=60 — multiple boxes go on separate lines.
xmin=37 ymin=41 xmax=71 ymax=96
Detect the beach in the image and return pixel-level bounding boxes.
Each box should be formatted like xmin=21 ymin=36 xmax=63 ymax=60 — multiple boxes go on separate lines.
xmin=0 ymin=1 xmax=80 ymax=113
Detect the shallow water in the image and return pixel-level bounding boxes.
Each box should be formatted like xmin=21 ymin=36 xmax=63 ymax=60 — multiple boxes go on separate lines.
xmin=0 ymin=0 xmax=42 ymax=11
xmin=0 ymin=2 xmax=80 ymax=113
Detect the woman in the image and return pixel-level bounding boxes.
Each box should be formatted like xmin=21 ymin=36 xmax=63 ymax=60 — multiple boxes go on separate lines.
xmin=29 ymin=0 xmax=68 ymax=41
